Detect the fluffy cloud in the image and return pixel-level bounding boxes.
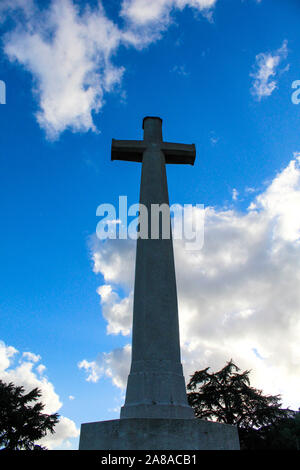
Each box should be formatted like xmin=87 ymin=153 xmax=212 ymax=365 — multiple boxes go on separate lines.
xmin=22 ymin=351 xmax=41 ymax=363
xmin=78 ymin=344 xmax=131 ymax=389
xmin=78 ymin=358 xmax=103 ymax=383
xmin=121 ymin=0 xmax=217 ymax=27
xmin=91 ymin=237 xmax=136 ymax=286
xmin=1 ymin=0 xmax=218 ymax=139
xmin=3 ymin=0 xmax=124 ymax=139
xmin=39 ymin=416 xmax=79 ymax=450
xmin=97 ymin=285 xmax=133 ymax=335
xmin=250 ymin=154 xmax=300 ymax=241
xmin=0 ymin=341 xmax=79 ymax=449
xmin=80 ymin=154 xmax=300 ymax=411
xmin=250 ymin=40 xmax=289 ymax=100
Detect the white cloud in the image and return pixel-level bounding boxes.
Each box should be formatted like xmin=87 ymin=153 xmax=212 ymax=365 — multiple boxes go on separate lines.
xmin=90 ymin=236 xmax=136 ymax=286
xmin=250 ymin=40 xmax=289 ymax=100
xmin=22 ymin=351 xmax=41 ymax=363
xmin=3 ymin=0 xmax=124 ymax=139
xmin=37 ymin=364 xmax=46 ymax=374
xmin=79 ymin=344 xmax=131 ymax=389
xmin=121 ymin=0 xmax=173 ymax=27
xmin=250 ymin=153 xmax=300 ymax=241
xmin=102 ymin=344 xmax=131 ymax=389
xmin=88 ymin=236 xmax=136 ymax=336
xmin=78 ymin=358 xmax=103 ymax=383
xmin=84 ymin=154 xmax=300 ymax=411
xmin=97 ymin=285 xmax=133 ymax=335
xmin=38 ymin=416 xmax=79 ymax=450
xmin=0 ymin=340 xmax=79 ymax=449
xmin=1 ymin=0 xmax=217 ymax=139
xmin=121 ymin=0 xmax=217 ymax=26
xmin=232 ymin=188 xmax=239 ymax=201
xmin=0 ymin=342 xmax=18 ymax=371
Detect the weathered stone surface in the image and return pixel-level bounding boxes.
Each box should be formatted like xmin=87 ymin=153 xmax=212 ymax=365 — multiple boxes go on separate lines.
xmin=79 ymin=418 xmax=240 ymax=450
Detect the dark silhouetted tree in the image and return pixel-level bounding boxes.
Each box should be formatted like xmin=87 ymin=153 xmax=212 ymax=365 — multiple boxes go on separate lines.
xmin=258 ymin=410 xmax=300 ymax=449
xmin=187 ymin=360 xmax=296 ymax=449
xmin=0 ymin=380 xmax=59 ymax=450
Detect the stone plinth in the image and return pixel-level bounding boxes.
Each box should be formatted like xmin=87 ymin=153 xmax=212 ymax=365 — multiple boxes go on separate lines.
xmin=79 ymin=418 xmax=240 ymax=450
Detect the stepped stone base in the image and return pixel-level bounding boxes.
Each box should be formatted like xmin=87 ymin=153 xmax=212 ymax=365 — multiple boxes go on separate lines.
xmin=79 ymin=418 xmax=240 ymax=450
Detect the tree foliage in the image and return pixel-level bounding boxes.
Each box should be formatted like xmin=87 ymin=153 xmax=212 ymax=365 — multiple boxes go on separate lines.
xmin=0 ymin=380 xmax=59 ymax=450
xmin=257 ymin=411 xmax=300 ymax=450
xmin=187 ymin=360 xmax=297 ymax=449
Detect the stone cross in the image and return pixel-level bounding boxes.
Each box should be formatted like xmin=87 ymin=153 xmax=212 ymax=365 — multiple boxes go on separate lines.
xmin=111 ymin=117 xmax=196 ymax=419
xmin=79 ymin=119 xmax=240 ymax=450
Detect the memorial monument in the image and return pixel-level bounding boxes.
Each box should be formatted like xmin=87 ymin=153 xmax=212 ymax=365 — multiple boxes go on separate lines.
xmin=79 ymin=117 xmax=240 ymax=450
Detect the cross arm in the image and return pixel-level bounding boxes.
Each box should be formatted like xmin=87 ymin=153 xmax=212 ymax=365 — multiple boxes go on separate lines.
xmin=161 ymin=142 xmax=196 ymax=165
xmin=111 ymin=139 xmax=146 ymax=163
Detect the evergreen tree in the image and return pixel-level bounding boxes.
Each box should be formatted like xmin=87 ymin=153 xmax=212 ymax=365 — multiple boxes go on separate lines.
xmin=0 ymin=380 xmax=59 ymax=450
xmin=187 ymin=360 xmax=296 ymax=449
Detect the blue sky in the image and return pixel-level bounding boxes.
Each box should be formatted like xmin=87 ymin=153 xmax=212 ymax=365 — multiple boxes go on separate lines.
xmin=1 ymin=0 xmax=300 ymax=449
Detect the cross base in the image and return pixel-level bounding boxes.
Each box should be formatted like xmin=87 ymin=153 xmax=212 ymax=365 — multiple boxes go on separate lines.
xmin=79 ymin=418 xmax=240 ymax=450
xmin=120 ymin=361 xmax=195 ymax=420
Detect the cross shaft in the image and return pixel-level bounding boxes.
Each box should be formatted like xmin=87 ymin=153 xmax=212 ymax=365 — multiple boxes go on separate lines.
xmin=111 ymin=117 xmax=196 ymax=420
